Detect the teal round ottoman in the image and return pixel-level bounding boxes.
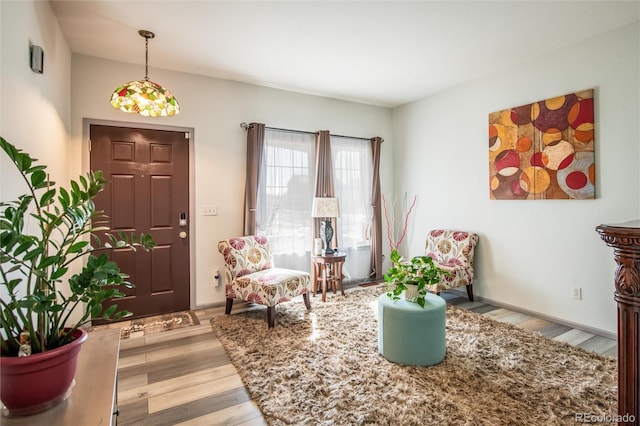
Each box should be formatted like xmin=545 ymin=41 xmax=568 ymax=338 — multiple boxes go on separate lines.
xmin=377 ymin=292 xmax=446 ymax=366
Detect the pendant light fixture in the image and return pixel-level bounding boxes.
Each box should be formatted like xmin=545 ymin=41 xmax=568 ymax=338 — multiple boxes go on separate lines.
xmin=110 ymin=30 xmax=180 ymax=117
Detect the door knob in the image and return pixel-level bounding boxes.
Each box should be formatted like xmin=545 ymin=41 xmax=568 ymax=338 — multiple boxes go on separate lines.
xmin=179 ymin=231 xmax=187 ymax=239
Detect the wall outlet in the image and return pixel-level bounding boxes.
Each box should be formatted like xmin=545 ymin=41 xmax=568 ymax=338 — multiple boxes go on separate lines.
xmin=571 ymin=287 xmax=582 ymax=300
xmin=203 ymin=205 xmax=217 ymax=216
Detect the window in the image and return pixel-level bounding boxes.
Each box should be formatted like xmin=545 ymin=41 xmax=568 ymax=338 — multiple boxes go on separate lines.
xmin=331 ymin=136 xmax=373 ymax=281
xmin=248 ymin=124 xmax=381 ymax=280
xmin=256 ymin=129 xmax=316 ymax=270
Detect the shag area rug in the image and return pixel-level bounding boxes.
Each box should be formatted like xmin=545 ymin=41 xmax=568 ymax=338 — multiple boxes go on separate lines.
xmin=210 ymin=286 xmax=617 ymax=425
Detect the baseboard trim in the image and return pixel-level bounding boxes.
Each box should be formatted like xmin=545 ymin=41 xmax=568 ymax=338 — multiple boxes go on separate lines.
xmin=447 ymin=289 xmax=616 ymax=340
xmin=196 ymin=301 xmax=226 ymax=310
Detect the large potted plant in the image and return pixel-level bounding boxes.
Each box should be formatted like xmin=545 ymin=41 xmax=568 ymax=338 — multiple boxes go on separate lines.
xmin=384 ymin=249 xmax=450 ymax=307
xmin=0 ymin=137 xmax=155 ymax=415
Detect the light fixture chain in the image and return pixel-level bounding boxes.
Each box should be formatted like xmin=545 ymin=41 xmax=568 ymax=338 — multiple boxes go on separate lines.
xmin=144 ymin=35 xmax=149 ymax=81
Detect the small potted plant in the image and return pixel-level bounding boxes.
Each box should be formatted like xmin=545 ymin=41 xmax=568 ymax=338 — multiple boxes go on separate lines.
xmin=384 ymin=249 xmax=450 ymax=307
xmin=0 ymin=137 xmax=155 ymax=415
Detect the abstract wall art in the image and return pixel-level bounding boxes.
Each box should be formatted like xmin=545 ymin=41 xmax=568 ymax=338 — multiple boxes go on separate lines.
xmin=488 ymin=89 xmax=595 ymax=200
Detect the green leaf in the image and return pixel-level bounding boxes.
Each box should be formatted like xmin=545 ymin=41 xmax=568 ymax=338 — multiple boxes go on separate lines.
xmin=26 ymin=164 xmax=46 ymax=174
xmin=16 ymin=152 xmax=32 ymax=171
xmin=0 ymin=232 xmax=21 ymax=250
xmin=48 ymin=304 xmax=64 ymax=312
xmin=37 ymin=255 xmax=60 ymax=269
xmin=112 ymin=310 xmax=132 ymax=321
xmin=90 ymin=303 xmax=103 ymax=318
xmin=102 ymin=304 xmax=117 ymax=318
xmin=29 ymin=170 xmax=47 ymax=188
xmin=5 ymin=278 xmax=22 ymax=292
xmin=40 ymin=189 xmax=56 ymax=207
xmin=50 ymin=267 xmax=68 ymax=280
xmin=13 ymin=238 xmax=36 ymax=255
xmin=68 ymin=241 xmax=89 ymax=253
xmin=70 ymin=179 xmax=80 ymax=195
xmin=59 ymin=187 xmax=70 ymax=209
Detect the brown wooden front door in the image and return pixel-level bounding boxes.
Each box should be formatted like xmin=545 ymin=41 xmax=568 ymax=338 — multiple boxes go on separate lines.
xmin=90 ymin=124 xmax=190 ymax=320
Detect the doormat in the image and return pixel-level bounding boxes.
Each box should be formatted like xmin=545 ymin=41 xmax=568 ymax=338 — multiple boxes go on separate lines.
xmin=119 ymin=311 xmax=200 ymax=339
xmin=87 ymin=311 xmax=201 ymax=339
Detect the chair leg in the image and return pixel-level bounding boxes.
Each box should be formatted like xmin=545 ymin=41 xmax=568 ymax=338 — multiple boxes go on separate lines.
xmin=466 ymin=284 xmax=474 ymax=302
xmin=225 ymin=297 xmax=234 ymax=314
xmin=267 ymin=306 xmax=275 ymax=328
xmin=303 ymin=292 xmax=311 ymax=310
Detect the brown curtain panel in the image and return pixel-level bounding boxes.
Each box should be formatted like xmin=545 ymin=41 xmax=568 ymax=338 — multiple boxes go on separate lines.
xmin=369 ymin=137 xmax=383 ymax=280
xmin=313 ymin=130 xmax=337 ymax=247
xmin=243 ymin=123 xmax=265 ymax=236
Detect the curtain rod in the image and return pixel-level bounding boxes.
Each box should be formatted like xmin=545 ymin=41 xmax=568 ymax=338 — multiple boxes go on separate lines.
xmin=239 ymin=122 xmax=383 ymax=143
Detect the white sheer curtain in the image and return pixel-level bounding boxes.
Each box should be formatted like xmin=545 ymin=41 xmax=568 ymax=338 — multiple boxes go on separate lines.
xmin=256 ymin=129 xmax=316 ymax=271
xmin=330 ymin=136 xmax=373 ymax=282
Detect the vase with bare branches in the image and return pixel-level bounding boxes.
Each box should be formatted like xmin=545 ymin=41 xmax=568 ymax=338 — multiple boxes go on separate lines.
xmin=382 ymin=192 xmax=417 ymax=253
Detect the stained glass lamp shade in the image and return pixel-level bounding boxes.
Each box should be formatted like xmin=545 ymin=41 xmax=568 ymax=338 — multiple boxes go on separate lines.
xmin=111 ymin=80 xmax=179 ymax=117
xmin=110 ymin=30 xmax=180 ymax=117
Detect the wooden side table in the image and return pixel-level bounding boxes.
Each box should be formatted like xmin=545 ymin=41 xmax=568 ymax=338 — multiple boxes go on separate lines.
xmin=312 ymin=252 xmax=347 ymax=302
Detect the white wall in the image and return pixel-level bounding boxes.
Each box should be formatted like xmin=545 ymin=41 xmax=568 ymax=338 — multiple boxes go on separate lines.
xmin=0 ymin=0 xmax=75 ymax=318
xmin=392 ymin=23 xmax=640 ymax=335
xmin=0 ymin=0 xmax=71 ymax=200
xmin=70 ymin=55 xmax=393 ymax=308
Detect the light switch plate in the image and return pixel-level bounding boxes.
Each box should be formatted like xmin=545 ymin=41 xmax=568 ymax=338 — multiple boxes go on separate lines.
xmin=203 ymin=205 xmax=217 ymax=216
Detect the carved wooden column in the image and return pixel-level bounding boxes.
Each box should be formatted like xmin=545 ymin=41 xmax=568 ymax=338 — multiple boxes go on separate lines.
xmin=597 ymin=220 xmax=640 ymax=425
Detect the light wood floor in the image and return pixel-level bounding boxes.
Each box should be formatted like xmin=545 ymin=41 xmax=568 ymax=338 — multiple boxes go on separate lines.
xmin=102 ymin=287 xmax=617 ymax=425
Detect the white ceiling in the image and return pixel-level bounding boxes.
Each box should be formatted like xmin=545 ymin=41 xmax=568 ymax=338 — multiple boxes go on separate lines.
xmin=50 ymin=1 xmax=639 ymax=108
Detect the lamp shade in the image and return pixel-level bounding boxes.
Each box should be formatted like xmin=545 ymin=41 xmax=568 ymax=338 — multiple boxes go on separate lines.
xmin=312 ymin=197 xmax=340 ymax=218
xmin=110 ymin=29 xmax=179 ymax=117
xmin=110 ymin=80 xmax=180 ymax=117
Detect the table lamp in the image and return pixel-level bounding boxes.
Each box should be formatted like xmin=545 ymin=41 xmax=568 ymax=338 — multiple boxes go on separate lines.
xmin=312 ymin=197 xmax=340 ymax=255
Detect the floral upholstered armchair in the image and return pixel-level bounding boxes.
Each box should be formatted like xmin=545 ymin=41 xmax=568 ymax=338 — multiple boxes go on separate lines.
xmin=424 ymin=229 xmax=479 ymax=301
xmin=217 ymin=235 xmax=311 ymax=328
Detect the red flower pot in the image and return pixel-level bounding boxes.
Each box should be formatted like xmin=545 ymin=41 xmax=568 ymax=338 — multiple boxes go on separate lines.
xmin=1 ymin=328 xmax=88 ymax=416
